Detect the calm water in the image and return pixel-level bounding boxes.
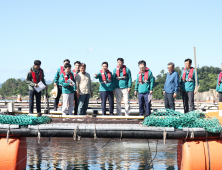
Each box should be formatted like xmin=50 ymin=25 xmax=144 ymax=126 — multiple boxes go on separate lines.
xmin=25 ymin=137 xmax=178 ymax=170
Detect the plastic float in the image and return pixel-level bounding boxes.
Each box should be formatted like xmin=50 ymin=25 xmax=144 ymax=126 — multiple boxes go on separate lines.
xmin=177 ymin=102 xmax=222 ymax=170
xmin=0 ymin=137 xmax=26 ymax=170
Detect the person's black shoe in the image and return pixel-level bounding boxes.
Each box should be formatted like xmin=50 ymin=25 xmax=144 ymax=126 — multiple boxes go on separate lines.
xmin=144 ymin=114 xmax=149 ymax=119
xmin=54 ymin=108 xmax=57 ymax=111
xmin=37 ymin=112 xmax=42 ymax=117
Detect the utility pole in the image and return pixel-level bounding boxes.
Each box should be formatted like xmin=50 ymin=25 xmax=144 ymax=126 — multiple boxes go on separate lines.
xmin=194 ymin=47 xmax=199 ymax=110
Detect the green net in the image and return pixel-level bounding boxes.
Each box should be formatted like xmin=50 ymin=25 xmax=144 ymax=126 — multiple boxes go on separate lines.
xmin=0 ymin=114 xmax=52 ymax=126
xmin=143 ymin=109 xmax=222 ymax=133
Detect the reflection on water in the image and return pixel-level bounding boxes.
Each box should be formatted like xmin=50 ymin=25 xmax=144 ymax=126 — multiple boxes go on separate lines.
xmin=26 ymin=138 xmax=178 ymax=170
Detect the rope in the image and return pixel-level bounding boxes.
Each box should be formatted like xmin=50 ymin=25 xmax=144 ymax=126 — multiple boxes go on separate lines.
xmin=37 ymin=125 xmax=41 ymax=144
xmin=73 ymin=125 xmax=79 ymax=141
xmin=102 ymin=138 xmax=119 ymax=148
xmin=78 ymin=135 xmax=81 ymax=141
xmin=120 ymin=130 xmax=122 ymax=141
xmin=190 ymin=128 xmax=194 ymax=139
xmin=147 ymin=139 xmax=158 ymax=169
xmin=102 ymin=138 xmax=112 ymax=148
xmin=6 ymin=124 xmax=10 ymax=143
xmin=185 ymin=128 xmax=189 ymax=141
xmin=163 ymin=128 xmax=167 ymax=145
xmin=206 ymin=132 xmax=211 ymax=170
xmin=94 ymin=125 xmax=97 ymax=140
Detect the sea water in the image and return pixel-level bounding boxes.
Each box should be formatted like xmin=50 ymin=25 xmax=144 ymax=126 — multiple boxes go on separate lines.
xmin=26 ymin=138 xmax=178 ymax=170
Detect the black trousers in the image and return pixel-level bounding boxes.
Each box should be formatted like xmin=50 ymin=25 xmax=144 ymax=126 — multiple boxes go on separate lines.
xmin=74 ymin=92 xmax=79 ymax=115
xmin=182 ymin=91 xmax=194 ymax=113
xmin=29 ymin=90 xmax=41 ymax=113
xmin=164 ymin=93 xmax=175 ymax=110
xmin=53 ymin=85 xmax=62 ymax=109
xmin=219 ymin=92 xmax=222 ymax=102
xmin=100 ymin=91 xmax=114 ymax=115
xmin=138 ymin=93 xmax=150 ymax=116
xmin=143 ymin=100 xmax=151 ymax=115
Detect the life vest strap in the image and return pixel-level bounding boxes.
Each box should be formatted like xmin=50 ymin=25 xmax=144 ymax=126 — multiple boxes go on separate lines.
xmin=116 ymin=76 xmax=127 ymax=79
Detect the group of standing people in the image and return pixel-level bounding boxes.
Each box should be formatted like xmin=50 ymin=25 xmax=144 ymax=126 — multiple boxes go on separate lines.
xmin=26 ymin=58 xmax=222 ymax=115
xmin=163 ymin=59 xmax=198 ymax=113
xmin=54 ymin=60 xmax=93 ymax=115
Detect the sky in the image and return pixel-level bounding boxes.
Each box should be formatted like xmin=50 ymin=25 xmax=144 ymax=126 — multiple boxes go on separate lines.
xmin=0 ymin=0 xmax=222 ymax=83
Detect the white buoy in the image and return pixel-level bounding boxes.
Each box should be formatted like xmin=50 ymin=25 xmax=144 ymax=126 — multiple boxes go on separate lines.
xmin=17 ymin=95 xmax=22 ymax=102
xmin=210 ymin=96 xmax=215 ymax=103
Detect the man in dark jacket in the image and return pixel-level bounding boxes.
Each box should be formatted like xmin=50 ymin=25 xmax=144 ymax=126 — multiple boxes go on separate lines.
xmin=26 ymin=60 xmax=47 ymax=114
xmin=163 ymin=62 xmax=180 ymax=110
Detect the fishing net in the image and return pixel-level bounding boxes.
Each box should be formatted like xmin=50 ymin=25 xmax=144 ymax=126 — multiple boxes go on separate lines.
xmin=0 ymin=114 xmax=52 ymax=126
xmin=143 ymin=109 xmax=222 ymax=133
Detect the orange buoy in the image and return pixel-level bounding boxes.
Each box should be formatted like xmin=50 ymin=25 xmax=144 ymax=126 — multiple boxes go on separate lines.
xmin=177 ymin=139 xmax=222 ymax=170
xmin=0 ymin=137 xmax=27 ymax=170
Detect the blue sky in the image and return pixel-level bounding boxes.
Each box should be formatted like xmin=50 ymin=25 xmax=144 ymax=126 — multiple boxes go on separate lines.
xmin=0 ymin=0 xmax=222 ymax=83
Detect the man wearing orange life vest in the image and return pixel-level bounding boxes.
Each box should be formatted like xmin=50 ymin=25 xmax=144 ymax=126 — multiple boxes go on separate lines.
xmin=113 ymin=58 xmax=132 ymax=116
xmin=53 ymin=59 xmax=70 ymax=111
xmin=59 ymin=63 xmax=76 ymax=115
xmin=72 ymin=61 xmax=81 ymax=115
xmin=180 ymin=59 xmax=199 ymax=113
xmin=216 ymin=64 xmax=222 ymax=102
xmin=26 ymin=60 xmax=47 ymax=114
xmin=95 ymin=62 xmax=114 ymax=115
xmin=134 ymin=60 xmax=154 ymax=116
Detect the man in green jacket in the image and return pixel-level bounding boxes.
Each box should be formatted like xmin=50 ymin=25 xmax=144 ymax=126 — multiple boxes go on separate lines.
xmin=216 ymin=64 xmax=222 ymax=102
xmin=26 ymin=60 xmax=47 ymax=114
xmin=134 ymin=60 xmax=154 ymax=116
xmin=95 ymin=62 xmax=114 ymax=115
xmin=53 ymin=59 xmax=70 ymax=111
xmin=59 ymin=63 xmax=76 ymax=115
xmin=113 ymin=58 xmax=132 ymax=116
xmin=179 ymin=58 xmax=199 ymax=113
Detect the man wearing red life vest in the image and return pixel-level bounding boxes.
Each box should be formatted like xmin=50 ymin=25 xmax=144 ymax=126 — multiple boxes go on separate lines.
xmin=216 ymin=64 xmax=222 ymax=102
xmin=95 ymin=62 xmax=114 ymax=115
xmin=59 ymin=63 xmax=76 ymax=115
xmin=72 ymin=61 xmax=81 ymax=115
xmin=26 ymin=60 xmax=47 ymax=114
xmin=134 ymin=60 xmax=154 ymax=116
xmin=53 ymin=59 xmax=70 ymax=111
xmin=113 ymin=58 xmax=132 ymax=116
xmin=179 ymin=59 xmax=199 ymax=113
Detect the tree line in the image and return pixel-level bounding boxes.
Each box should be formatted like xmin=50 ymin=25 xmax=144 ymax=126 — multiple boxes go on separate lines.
xmin=0 ymin=66 xmax=220 ymax=100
